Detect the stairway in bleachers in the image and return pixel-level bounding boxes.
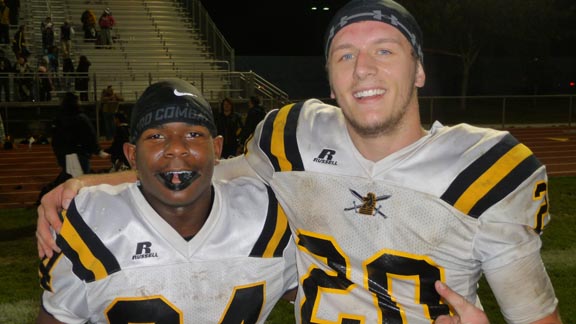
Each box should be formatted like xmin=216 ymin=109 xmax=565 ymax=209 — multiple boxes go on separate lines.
xmin=0 ymin=141 xmax=112 ymax=209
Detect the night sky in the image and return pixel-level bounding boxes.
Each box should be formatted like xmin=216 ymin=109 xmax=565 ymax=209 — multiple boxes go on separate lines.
xmin=199 ymin=0 xmax=575 ymax=58
xmin=199 ymin=0 xmax=348 ymax=56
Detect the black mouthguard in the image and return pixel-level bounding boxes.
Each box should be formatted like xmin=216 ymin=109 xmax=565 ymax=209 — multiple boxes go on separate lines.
xmin=156 ymin=171 xmax=200 ymax=191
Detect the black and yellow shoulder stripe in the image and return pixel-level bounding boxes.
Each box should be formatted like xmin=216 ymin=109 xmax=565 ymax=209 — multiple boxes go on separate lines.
xmin=39 ymin=252 xmax=63 ymax=292
xmin=258 ymin=102 xmax=304 ymax=172
xmin=440 ymin=134 xmax=542 ymax=219
xmin=250 ymin=185 xmax=292 ymax=258
xmin=56 ymin=200 xmax=121 ymax=282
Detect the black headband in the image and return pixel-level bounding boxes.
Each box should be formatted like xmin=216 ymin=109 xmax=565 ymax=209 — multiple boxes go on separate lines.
xmin=130 ymin=79 xmax=216 ymax=143
xmin=324 ymin=0 xmax=423 ymax=62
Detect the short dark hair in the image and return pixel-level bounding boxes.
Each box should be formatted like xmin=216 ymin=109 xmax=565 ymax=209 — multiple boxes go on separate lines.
xmin=220 ymin=97 xmax=234 ymax=111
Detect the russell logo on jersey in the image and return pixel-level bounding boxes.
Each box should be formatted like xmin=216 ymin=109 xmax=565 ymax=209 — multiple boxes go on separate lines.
xmin=313 ymin=149 xmax=338 ymax=165
xmin=132 ymin=241 xmax=159 ymax=260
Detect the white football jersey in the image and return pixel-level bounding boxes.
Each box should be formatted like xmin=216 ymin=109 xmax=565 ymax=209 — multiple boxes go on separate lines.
xmin=39 ymin=178 xmax=297 ymax=324
xmin=243 ymin=99 xmax=558 ymax=324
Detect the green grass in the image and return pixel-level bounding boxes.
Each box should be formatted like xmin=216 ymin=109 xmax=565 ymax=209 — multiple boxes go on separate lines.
xmin=1 ymin=177 xmax=574 ymax=323
xmin=0 ymin=207 xmax=40 ymax=323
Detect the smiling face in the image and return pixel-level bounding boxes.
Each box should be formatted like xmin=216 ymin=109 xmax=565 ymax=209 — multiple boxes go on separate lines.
xmin=124 ymin=122 xmax=223 ymax=211
xmin=327 ymin=21 xmax=425 ymax=139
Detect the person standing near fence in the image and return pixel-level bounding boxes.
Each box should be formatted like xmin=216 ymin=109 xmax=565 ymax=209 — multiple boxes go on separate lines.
xmin=50 ymin=92 xmax=108 ymax=175
xmin=215 ymin=97 xmax=243 ymax=158
xmin=13 ymin=55 xmax=31 ymax=101
xmin=37 ymin=57 xmax=53 ymax=102
xmin=0 ymin=49 xmax=12 ymax=102
xmin=237 ymin=96 xmax=265 ymax=154
xmin=62 ymin=56 xmax=75 ymax=92
xmin=100 ymin=85 xmax=123 ymax=139
xmin=75 ymin=55 xmax=91 ymax=101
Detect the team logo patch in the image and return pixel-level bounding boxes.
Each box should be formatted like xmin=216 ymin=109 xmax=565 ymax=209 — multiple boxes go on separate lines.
xmin=313 ymin=149 xmax=338 ymax=165
xmin=345 ymin=189 xmax=390 ymax=218
xmin=132 ymin=241 xmax=159 ymax=260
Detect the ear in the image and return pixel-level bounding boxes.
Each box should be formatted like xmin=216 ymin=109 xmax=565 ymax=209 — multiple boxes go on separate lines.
xmin=123 ymin=142 xmax=137 ymax=169
xmin=415 ymin=60 xmax=426 ymax=88
xmin=212 ymin=135 xmax=224 ymax=161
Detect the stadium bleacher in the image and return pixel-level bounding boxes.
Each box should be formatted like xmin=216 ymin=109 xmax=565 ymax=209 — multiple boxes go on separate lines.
xmin=0 ymin=140 xmax=112 ymax=209
xmin=21 ymin=0 xmax=232 ymax=102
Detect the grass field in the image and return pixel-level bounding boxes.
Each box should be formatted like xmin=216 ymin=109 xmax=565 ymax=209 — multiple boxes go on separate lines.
xmin=1 ymin=176 xmax=574 ymax=323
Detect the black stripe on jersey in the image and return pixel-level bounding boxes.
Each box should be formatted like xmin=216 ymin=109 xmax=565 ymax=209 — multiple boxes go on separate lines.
xmin=250 ymin=185 xmax=292 ymax=258
xmin=39 ymin=253 xmax=63 ymax=292
xmin=258 ymin=109 xmax=278 ymax=167
xmin=440 ymin=134 xmax=542 ymax=218
xmin=57 ymin=200 xmax=121 ymax=282
xmin=258 ymin=102 xmax=305 ymax=172
xmin=468 ymin=156 xmax=542 ymax=217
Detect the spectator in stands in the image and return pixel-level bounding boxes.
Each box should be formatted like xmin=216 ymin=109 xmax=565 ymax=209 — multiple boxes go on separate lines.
xmin=98 ymin=8 xmax=115 ymax=48
xmin=100 ymin=85 xmax=123 ymax=139
xmin=215 ymin=97 xmax=243 ymax=158
xmin=41 ymin=17 xmax=55 ymax=54
xmin=80 ymin=8 xmax=97 ymax=42
xmin=5 ymin=0 xmax=17 ymax=25
xmin=37 ymin=57 xmax=53 ymax=102
xmin=12 ymin=24 xmax=30 ymax=59
xmin=104 ymin=112 xmax=131 ymax=172
xmin=75 ymin=55 xmax=91 ymax=101
xmin=0 ymin=49 xmax=12 ymax=102
xmin=0 ymin=0 xmax=9 ymax=45
xmin=60 ymin=20 xmax=74 ymax=59
xmin=237 ymin=96 xmax=266 ymax=153
xmin=13 ymin=56 xmax=32 ymax=101
xmin=62 ymin=56 xmax=75 ymax=92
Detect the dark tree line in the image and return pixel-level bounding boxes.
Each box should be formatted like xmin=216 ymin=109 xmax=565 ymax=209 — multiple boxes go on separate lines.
xmin=399 ymin=0 xmax=575 ymax=97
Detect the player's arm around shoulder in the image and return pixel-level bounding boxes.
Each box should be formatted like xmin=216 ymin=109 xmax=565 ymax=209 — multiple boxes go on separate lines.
xmin=37 ymin=170 xmax=138 ymax=258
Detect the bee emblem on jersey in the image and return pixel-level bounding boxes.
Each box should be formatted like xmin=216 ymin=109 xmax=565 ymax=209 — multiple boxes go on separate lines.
xmin=344 ymin=189 xmax=391 ymax=218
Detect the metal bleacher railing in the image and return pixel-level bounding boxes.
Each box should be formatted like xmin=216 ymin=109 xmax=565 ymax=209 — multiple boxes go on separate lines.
xmin=4 ymin=0 xmax=289 ymax=106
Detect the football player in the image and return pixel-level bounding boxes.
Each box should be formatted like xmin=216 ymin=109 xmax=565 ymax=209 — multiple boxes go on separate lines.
xmin=37 ymin=79 xmax=297 ymax=323
xmin=212 ymin=0 xmax=562 ymax=321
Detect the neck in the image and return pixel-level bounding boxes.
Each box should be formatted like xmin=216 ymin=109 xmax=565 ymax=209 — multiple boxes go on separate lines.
xmin=143 ymin=185 xmax=214 ymax=239
xmin=349 ymin=109 xmax=425 ymax=162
